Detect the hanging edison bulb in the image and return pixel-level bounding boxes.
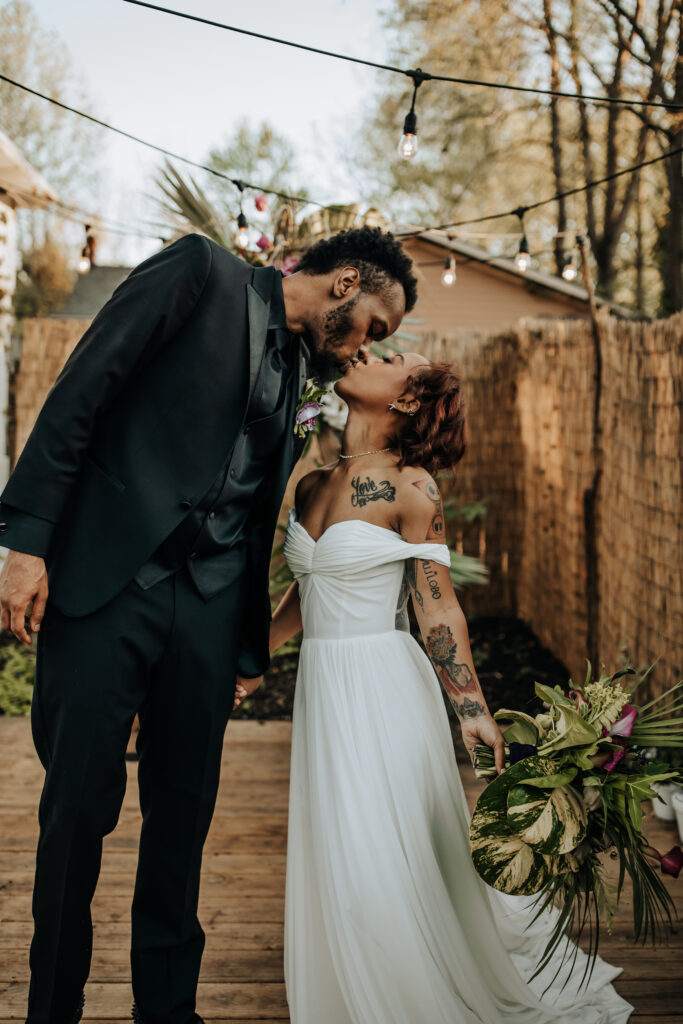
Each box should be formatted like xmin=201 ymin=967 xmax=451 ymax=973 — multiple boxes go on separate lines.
xmin=516 ymin=235 xmax=530 ymax=273
xmin=441 ymin=254 xmax=456 ymax=286
xmin=398 ymin=70 xmax=428 ymax=160
xmin=78 ymin=224 xmax=94 ymax=273
xmin=235 ymin=210 xmax=249 ymax=249
xmin=562 ymin=253 xmax=577 ymax=281
xmin=398 ymin=109 xmax=418 ymax=160
xmin=78 ymin=246 xmax=91 ymax=274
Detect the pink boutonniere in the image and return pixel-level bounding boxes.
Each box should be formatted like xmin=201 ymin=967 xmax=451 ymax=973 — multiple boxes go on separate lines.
xmin=294 ymin=383 xmax=326 ymax=438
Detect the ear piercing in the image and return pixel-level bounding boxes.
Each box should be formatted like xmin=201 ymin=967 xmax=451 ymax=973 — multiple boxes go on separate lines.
xmin=388 ymin=403 xmax=416 ymax=416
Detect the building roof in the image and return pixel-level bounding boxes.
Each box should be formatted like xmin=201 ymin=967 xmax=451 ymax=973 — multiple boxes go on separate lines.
xmin=395 ymin=227 xmax=642 ymax=322
xmin=51 ymin=264 xmax=132 ymax=318
xmin=0 ymin=130 xmax=58 ymax=209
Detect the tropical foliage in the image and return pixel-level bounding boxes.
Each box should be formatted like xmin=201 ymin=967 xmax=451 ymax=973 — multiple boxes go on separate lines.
xmin=469 ymin=663 xmax=683 ymax=992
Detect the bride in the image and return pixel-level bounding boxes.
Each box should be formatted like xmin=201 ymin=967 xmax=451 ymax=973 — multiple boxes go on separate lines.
xmin=233 ymin=349 xmax=634 ymax=1024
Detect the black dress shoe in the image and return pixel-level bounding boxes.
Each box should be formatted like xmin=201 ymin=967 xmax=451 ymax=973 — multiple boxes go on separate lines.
xmin=131 ymin=1004 xmax=204 ymax=1024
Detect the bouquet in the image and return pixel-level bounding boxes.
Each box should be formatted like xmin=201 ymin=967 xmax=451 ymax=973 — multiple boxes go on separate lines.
xmin=468 ymin=663 xmax=682 ymax=989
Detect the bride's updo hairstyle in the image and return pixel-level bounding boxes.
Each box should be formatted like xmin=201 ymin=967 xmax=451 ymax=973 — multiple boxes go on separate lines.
xmin=388 ymin=361 xmax=467 ymax=475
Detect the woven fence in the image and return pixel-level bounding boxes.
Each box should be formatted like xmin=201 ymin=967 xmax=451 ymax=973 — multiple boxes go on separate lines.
xmin=12 ymin=317 xmax=89 ymax=459
xmin=12 ymin=312 xmax=682 ymax=699
xmin=420 ymin=312 xmax=682 ymax=700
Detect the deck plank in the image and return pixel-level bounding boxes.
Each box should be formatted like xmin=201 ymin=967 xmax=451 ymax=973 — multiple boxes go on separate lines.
xmin=1 ymin=719 xmax=681 ymax=1021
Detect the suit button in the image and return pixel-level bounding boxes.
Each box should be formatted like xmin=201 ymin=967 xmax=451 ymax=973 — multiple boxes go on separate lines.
xmin=189 ymin=551 xmax=198 ymax=559
xmin=229 ymin=469 xmax=236 ymax=478
xmin=209 ymin=511 xmax=216 ymax=519
xmin=0 ymin=523 xmax=7 ymax=532
xmin=180 ymin=500 xmax=192 ymax=510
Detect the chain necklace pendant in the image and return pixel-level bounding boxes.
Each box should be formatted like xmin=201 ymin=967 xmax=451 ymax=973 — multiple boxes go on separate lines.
xmin=338 ymin=446 xmax=394 ymax=460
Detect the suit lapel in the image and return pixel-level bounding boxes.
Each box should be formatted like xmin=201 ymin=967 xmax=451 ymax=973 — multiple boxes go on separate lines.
xmin=247 ymin=265 xmax=310 ymax=485
xmin=245 ymin=274 xmax=272 ymax=405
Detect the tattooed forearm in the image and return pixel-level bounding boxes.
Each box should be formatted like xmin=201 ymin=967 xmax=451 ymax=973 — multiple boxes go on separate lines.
xmin=412 ymin=478 xmax=445 ymax=541
xmin=459 ymin=696 xmax=486 ymax=718
xmin=425 ymin=622 xmax=484 ymax=719
xmin=351 ymin=475 xmax=396 ymax=508
xmin=421 ymin=560 xmax=442 ymax=600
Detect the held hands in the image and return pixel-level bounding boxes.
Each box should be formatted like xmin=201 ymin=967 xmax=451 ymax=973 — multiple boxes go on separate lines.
xmin=460 ymin=713 xmax=506 ymax=775
xmin=0 ymin=550 xmax=49 ymax=647
xmin=233 ymin=673 xmax=264 ymax=711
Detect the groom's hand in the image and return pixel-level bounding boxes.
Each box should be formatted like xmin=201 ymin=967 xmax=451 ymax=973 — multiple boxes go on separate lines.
xmin=233 ymin=673 xmax=264 ymax=711
xmin=0 ymin=550 xmax=49 ymax=647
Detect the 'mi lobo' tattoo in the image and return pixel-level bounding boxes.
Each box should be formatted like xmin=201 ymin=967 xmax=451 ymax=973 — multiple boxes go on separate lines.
xmin=405 ymin=558 xmax=442 ymax=611
xmin=412 ymin=478 xmax=445 ymax=540
xmin=425 ymin=623 xmax=483 ymax=719
xmin=351 ymin=475 xmax=396 ymax=508
xmin=422 ymin=560 xmax=442 ymax=600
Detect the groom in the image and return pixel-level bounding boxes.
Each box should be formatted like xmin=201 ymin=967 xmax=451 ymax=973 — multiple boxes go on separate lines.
xmin=0 ymin=226 xmax=418 ymax=1024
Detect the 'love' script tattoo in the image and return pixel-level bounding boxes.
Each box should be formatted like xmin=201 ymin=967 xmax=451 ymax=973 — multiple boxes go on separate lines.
xmin=350 ymin=475 xmax=396 ymax=508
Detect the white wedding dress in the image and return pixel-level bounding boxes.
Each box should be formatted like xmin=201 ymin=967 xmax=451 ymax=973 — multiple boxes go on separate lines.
xmin=282 ymin=508 xmax=634 ymax=1024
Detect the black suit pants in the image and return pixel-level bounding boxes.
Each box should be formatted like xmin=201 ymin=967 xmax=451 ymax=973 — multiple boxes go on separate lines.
xmin=27 ymin=563 xmax=247 ymax=1024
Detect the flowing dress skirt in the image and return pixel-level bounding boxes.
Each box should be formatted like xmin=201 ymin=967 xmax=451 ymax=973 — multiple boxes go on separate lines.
xmin=283 ymin=630 xmax=634 ymax=1024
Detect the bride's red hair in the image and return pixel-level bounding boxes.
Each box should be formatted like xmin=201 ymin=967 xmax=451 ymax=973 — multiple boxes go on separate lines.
xmin=388 ymin=361 xmax=467 ymax=475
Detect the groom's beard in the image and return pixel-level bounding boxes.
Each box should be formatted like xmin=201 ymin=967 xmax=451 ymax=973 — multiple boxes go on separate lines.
xmin=305 ymin=294 xmax=360 ymax=386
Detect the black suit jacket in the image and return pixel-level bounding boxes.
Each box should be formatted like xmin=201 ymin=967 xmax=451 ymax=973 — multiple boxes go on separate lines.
xmin=0 ymin=233 xmax=309 ymax=677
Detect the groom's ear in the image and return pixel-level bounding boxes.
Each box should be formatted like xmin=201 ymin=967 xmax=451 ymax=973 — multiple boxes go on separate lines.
xmin=332 ymin=266 xmax=361 ymax=298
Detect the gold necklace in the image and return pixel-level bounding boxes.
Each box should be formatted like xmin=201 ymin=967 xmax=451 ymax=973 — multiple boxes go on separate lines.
xmin=338 ymin=446 xmax=394 ymax=459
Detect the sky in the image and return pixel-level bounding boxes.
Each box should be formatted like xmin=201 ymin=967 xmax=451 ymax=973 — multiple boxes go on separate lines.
xmin=24 ymin=0 xmax=393 ymax=265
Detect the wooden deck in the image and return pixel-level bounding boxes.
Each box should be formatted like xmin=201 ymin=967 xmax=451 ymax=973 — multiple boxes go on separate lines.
xmin=1 ymin=717 xmax=681 ymax=1022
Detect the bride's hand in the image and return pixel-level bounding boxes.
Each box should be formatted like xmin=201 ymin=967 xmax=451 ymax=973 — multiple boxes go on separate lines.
xmin=233 ymin=673 xmax=264 ymax=711
xmin=460 ymin=714 xmax=506 ymax=775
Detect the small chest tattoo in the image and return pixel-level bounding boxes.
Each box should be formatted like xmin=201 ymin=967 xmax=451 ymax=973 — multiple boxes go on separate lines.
xmin=350 ymin=475 xmax=397 ymax=508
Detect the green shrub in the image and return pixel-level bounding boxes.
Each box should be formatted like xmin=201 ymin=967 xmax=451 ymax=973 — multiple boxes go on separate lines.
xmin=0 ymin=642 xmax=36 ymax=716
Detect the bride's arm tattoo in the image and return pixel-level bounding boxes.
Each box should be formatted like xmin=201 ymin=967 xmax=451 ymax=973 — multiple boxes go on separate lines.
xmin=425 ymin=623 xmax=485 ymax=720
xmin=411 ymin=478 xmax=445 ymax=540
xmin=405 ymin=558 xmax=442 ymax=612
xmin=351 ymin=475 xmax=396 ymax=508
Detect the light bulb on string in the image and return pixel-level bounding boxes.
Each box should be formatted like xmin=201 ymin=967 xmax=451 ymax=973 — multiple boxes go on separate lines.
xmin=398 ymin=110 xmax=418 ymax=160
xmin=562 ymin=253 xmax=577 ymax=281
xmin=78 ymin=223 xmax=95 ymax=274
xmin=397 ymin=68 xmax=429 ymax=160
xmin=78 ymin=246 xmax=91 ymax=274
xmin=235 ymin=210 xmax=249 ymax=250
xmin=441 ymin=254 xmax=456 ymax=286
xmin=512 ymin=208 xmax=530 ymax=273
xmin=516 ymin=238 xmax=529 ymax=273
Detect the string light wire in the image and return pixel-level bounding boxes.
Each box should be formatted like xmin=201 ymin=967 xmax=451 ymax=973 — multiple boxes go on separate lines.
xmin=120 ymin=0 xmax=682 ymax=111
xmin=0 ymin=72 xmax=344 ymax=211
xmin=395 ymin=144 xmax=683 ymax=236
xmin=1 ymin=75 xmax=680 ymax=245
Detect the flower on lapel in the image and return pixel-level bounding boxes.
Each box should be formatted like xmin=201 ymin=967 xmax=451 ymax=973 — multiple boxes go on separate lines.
xmin=294 ymin=382 xmax=327 ymax=438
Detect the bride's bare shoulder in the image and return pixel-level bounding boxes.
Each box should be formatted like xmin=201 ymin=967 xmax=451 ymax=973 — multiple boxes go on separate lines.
xmin=395 ymin=467 xmax=446 ymax=544
xmin=294 ymin=464 xmax=335 ymax=513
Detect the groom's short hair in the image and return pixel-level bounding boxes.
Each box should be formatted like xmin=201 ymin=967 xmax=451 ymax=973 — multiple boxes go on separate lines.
xmin=297 ymin=226 xmax=418 ymax=313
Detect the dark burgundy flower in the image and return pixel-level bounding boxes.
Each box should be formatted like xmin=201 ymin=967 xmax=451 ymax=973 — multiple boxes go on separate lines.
xmin=609 ymin=704 xmax=638 ymax=738
xmin=602 ymin=739 xmax=627 ymax=772
xmin=661 ymin=846 xmax=683 ymax=879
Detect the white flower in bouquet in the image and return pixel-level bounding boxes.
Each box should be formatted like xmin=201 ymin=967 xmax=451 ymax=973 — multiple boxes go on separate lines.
xmin=584 ymin=677 xmax=631 ymax=730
